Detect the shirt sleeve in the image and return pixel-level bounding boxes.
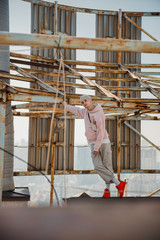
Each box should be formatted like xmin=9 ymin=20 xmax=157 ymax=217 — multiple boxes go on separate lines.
xmin=65 ymin=104 xmax=85 ymax=118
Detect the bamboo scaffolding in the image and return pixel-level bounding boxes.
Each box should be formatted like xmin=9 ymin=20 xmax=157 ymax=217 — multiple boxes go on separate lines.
xmin=11 ymin=58 xmax=127 ymax=74
xmin=55 ymin=59 xmax=122 ymax=101
xmin=1 ymin=32 xmax=160 ymax=53
xmin=0 ymin=3 xmax=159 ymax=203
xmin=10 ymin=52 xmax=118 ymax=67
xmin=10 ymin=63 xmax=64 ymax=96
xmin=9 ymin=79 xmax=154 ymax=93
xmin=121 ymin=65 xmax=160 ymax=99
xmin=124 ymin=14 xmax=158 ymax=42
xmin=11 ymin=66 xmax=136 ymax=82
xmin=11 ymin=52 xmax=160 ymax=68
xmin=124 ymin=121 xmax=160 ymax=152
xmin=146 ymin=188 xmax=160 ymax=197
xmin=117 ymin=9 xmax=122 ymax=182
xmin=0 ymin=103 xmax=6 ymax=202
xmin=13 ymin=169 xmax=160 ymax=177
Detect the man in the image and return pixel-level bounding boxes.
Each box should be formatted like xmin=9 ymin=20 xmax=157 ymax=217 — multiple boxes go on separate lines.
xmin=62 ymin=94 xmax=126 ymax=197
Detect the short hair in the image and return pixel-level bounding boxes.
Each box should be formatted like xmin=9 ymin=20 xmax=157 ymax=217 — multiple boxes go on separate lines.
xmin=80 ymin=94 xmax=91 ymax=102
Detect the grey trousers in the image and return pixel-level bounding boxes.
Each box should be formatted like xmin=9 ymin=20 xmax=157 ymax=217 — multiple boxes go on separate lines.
xmin=90 ymin=143 xmax=114 ymax=184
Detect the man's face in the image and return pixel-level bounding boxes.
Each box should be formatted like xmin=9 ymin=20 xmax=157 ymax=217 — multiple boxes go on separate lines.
xmin=81 ymin=98 xmax=92 ymax=109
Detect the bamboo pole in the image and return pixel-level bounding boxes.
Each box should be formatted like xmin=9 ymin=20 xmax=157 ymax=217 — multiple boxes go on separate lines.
xmin=10 ymin=52 xmax=117 ymax=67
xmin=0 ymin=103 xmax=6 ymax=202
xmin=1 ymin=32 xmax=160 ymax=53
xmin=13 ymin=110 xmax=160 ymax=119
xmin=23 ymin=1 xmax=160 ymax=16
xmin=121 ymin=65 xmax=160 ymax=99
xmin=117 ymin=9 xmax=122 ymax=182
xmin=124 ymin=14 xmax=158 ymax=42
xmin=45 ymin=59 xmax=62 ymax=174
xmin=10 ymin=52 xmax=160 ymax=68
xmin=11 ymin=58 xmax=127 ymax=73
xmin=5 ymin=90 xmax=160 ymax=106
xmin=55 ymin=59 xmax=122 ymax=101
xmin=124 ymin=121 xmax=160 ymax=152
xmin=146 ymin=188 xmax=160 ymax=197
xmin=50 ymin=119 xmax=56 ymax=206
xmin=13 ymin=169 xmax=160 ymax=176
xmin=11 ymin=66 xmax=136 ymax=82
xmin=10 ymin=63 xmax=64 ymax=96
xmin=54 ymin=1 xmax=58 ymax=35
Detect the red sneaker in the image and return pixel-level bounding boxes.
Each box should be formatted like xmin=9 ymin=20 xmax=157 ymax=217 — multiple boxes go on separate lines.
xmin=116 ymin=180 xmax=126 ymax=198
xmin=103 ymin=188 xmax=110 ymax=198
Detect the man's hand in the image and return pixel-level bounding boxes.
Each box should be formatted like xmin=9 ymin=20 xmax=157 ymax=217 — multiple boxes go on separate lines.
xmin=93 ymin=151 xmax=98 ymax=156
xmin=61 ymin=101 xmax=67 ymax=107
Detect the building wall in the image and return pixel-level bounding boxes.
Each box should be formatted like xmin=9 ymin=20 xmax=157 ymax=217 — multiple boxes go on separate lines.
xmin=28 ymin=2 xmax=76 ymax=171
xmin=96 ymin=13 xmax=141 ymax=170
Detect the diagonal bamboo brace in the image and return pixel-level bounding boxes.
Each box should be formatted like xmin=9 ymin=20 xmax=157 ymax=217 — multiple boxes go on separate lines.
xmin=55 ymin=59 xmax=122 ymax=102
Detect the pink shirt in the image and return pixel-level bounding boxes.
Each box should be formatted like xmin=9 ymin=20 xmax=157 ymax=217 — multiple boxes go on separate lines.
xmin=66 ymin=103 xmax=109 ymax=151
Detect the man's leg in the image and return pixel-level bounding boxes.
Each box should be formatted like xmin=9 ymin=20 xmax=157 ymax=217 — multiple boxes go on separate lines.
xmin=91 ymin=143 xmax=126 ymax=197
xmin=101 ymin=143 xmax=126 ymax=197
xmin=90 ymin=144 xmax=114 ymax=184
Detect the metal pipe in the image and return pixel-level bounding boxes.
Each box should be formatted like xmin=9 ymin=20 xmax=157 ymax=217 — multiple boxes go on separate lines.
xmin=1 ymin=32 xmax=160 ymax=53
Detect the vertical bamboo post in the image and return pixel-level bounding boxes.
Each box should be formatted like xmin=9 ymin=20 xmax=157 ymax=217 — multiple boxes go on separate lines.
xmin=50 ymin=119 xmax=56 ymax=206
xmin=0 ymin=103 xmax=6 ymax=202
xmin=54 ymin=1 xmax=58 ymax=35
xmin=53 ymin=1 xmax=58 ymax=71
xmin=117 ymin=117 xmax=121 ymax=181
xmin=117 ymin=9 xmax=122 ymax=182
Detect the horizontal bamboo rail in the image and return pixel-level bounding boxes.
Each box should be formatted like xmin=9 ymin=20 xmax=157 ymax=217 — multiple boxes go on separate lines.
xmin=23 ymin=0 xmax=160 ymax=16
xmin=11 ymin=52 xmax=160 ymax=68
xmin=13 ymin=169 xmax=160 ymax=176
xmin=1 ymin=32 xmax=160 ymax=53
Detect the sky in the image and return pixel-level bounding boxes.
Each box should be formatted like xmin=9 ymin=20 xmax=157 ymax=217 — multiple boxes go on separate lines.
xmin=8 ymin=0 xmax=160 ymax=147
